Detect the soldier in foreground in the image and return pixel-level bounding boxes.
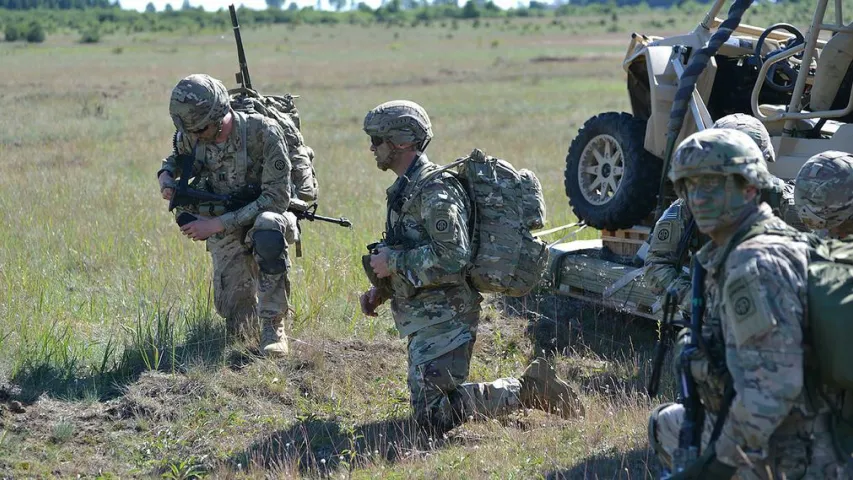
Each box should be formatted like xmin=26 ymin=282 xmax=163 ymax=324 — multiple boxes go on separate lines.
xmin=794 ymin=150 xmax=853 ymax=239
xmin=644 ymin=114 xmax=803 ymax=316
xmin=157 ymin=74 xmax=293 ymax=357
xmin=647 ymin=129 xmax=847 ymax=478
xmin=358 ymin=100 xmax=583 ymax=436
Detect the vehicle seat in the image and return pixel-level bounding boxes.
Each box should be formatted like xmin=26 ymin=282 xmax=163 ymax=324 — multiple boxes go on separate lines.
xmin=810 ymin=30 xmax=853 ymax=111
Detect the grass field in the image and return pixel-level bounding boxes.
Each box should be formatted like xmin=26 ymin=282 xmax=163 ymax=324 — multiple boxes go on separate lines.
xmin=0 ymin=7 xmax=798 ymax=477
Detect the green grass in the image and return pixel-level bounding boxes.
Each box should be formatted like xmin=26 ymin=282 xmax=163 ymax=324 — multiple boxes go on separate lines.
xmin=0 ymin=14 xmax=711 ymax=478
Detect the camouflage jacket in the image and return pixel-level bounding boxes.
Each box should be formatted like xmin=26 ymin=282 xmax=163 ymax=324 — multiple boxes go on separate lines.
xmin=160 ymin=111 xmax=292 ymax=234
xmin=645 ymin=182 xmax=802 ymax=302
xmin=383 ymin=155 xmax=481 ymax=362
xmin=693 ymin=203 xmax=834 ymax=472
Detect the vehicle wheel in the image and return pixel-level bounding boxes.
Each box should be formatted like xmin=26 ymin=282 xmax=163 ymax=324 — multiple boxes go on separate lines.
xmin=564 ymin=112 xmax=662 ymax=230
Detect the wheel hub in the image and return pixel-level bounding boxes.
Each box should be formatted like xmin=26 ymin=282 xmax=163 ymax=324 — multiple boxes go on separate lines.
xmin=577 ymin=134 xmax=625 ymax=206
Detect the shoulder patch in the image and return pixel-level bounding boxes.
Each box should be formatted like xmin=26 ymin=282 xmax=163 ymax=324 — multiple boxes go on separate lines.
xmin=723 ymin=257 xmax=776 ymax=346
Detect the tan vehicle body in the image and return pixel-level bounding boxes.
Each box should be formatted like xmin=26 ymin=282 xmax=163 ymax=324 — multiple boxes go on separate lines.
xmin=554 ymin=0 xmax=853 ymax=317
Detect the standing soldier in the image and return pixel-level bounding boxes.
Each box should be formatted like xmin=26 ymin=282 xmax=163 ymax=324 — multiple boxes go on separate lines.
xmin=157 ymin=73 xmax=293 ymax=357
xmin=794 ymin=150 xmax=853 ymax=239
xmin=647 ymin=129 xmax=847 ymax=478
xmin=358 ymin=100 xmax=583 ymax=436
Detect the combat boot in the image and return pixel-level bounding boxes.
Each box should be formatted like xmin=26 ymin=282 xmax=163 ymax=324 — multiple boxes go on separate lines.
xmin=260 ymin=318 xmax=289 ymax=357
xmin=519 ymin=358 xmax=584 ymax=418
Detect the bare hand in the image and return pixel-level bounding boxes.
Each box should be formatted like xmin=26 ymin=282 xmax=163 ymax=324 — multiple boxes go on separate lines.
xmin=158 ymin=171 xmax=175 ymax=200
xmin=359 ymin=286 xmax=384 ymax=317
xmin=179 ymin=216 xmax=224 ymax=241
xmin=370 ymin=247 xmax=392 ymax=279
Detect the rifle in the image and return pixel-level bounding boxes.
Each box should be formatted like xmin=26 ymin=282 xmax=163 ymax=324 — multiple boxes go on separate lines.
xmin=670 ymin=260 xmax=707 ymax=475
xmin=228 ymin=4 xmax=252 ymax=91
xmin=168 ymin=154 xmax=351 ymax=229
xmin=647 ymin=218 xmax=697 ymax=398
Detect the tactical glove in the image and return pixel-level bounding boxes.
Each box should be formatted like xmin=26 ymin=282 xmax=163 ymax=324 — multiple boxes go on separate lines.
xmin=362 ymin=242 xmax=393 ymax=299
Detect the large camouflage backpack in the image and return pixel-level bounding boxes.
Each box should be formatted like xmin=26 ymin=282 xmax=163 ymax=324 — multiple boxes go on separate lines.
xmin=229 ymin=87 xmax=319 ymax=203
xmin=722 ymin=222 xmax=853 ymax=457
xmin=424 ymin=149 xmax=549 ymax=297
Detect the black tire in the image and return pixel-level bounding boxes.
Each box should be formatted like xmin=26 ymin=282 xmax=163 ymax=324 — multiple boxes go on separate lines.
xmin=564 ymin=112 xmax=663 ymax=230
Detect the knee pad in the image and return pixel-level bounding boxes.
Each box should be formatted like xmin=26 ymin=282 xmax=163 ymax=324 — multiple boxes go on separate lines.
xmin=252 ymin=229 xmax=288 ymax=274
xmin=648 ymin=402 xmax=675 ymax=469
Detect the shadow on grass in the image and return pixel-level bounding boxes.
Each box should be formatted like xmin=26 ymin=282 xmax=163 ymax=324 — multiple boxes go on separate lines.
xmin=497 ymin=290 xmax=678 ymax=401
xmin=231 ymin=415 xmax=452 ymax=476
xmin=7 ymin=313 xmax=232 ymax=404
xmin=545 ymin=446 xmax=658 ymax=480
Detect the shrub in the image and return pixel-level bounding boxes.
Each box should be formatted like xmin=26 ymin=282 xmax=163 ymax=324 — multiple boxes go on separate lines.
xmin=80 ymin=28 xmax=101 ymax=44
xmin=4 ymin=24 xmax=20 ymax=42
xmin=25 ymin=22 xmax=45 ymax=43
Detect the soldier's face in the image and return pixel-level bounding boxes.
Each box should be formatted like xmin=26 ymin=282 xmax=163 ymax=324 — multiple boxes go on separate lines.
xmin=188 ymin=122 xmax=218 ymax=144
xmin=683 ymin=174 xmax=752 ymax=235
xmin=370 ymin=136 xmax=394 ymax=171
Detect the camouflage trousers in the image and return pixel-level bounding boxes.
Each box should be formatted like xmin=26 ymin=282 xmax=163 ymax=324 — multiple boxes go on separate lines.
xmin=407 ymin=318 xmax=522 ymax=436
xmin=206 ymin=212 xmax=292 ymax=338
xmin=649 ymin=403 xmax=848 ymax=479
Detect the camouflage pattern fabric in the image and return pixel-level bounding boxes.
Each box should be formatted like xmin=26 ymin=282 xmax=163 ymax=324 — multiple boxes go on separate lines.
xmin=161 ymin=111 xmax=292 ymax=234
xmin=169 ymin=74 xmax=231 ymax=133
xmin=794 ymin=151 xmax=853 ymax=231
xmin=457 ymin=149 xmax=549 ymax=297
xmin=383 ymin=154 xmax=481 ymax=362
xmin=650 ymin=204 xmax=847 ymax=478
xmin=363 ymin=100 xmax=433 ymax=149
xmin=712 ymin=114 xmax=776 ymax=163
xmin=231 ymin=91 xmax=319 ymax=203
xmin=668 ymin=129 xmax=778 ymax=193
xmin=160 ymin=102 xmax=293 ymax=338
xmin=407 ymin=314 xmax=523 ymax=435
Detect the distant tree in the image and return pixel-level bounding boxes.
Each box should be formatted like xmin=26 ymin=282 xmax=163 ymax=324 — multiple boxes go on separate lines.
xmin=181 ymin=0 xmax=191 ymax=10
xmin=287 ymin=1 xmax=298 ymax=9
xmin=164 ymin=3 xmax=173 ymax=11
xmin=266 ymin=0 xmax=284 ymax=8
xmin=4 ymin=23 xmax=20 ymax=42
xmin=144 ymin=1 xmax=155 ymax=12
xmin=461 ymin=0 xmax=480 ymax=17
xmin=330 ymin=0 xmax=346 ymax=10
xmin=25 ymin=21 xmax=45 ymax=43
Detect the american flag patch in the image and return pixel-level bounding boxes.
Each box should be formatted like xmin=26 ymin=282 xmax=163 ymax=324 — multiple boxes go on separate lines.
xmin=661 ymin=206 xmax=680 ymax=221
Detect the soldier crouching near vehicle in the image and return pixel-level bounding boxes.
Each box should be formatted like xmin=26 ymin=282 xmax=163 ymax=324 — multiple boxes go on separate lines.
xmin=358 ymin=100 xmax=584 ymax=437
xmin=156 ymin=74 xmax=294 ymax=357
xmin=647 ymin=129 xmax=847 ymax=479
xmin=643 ymin=114 xmax=805 ymax=319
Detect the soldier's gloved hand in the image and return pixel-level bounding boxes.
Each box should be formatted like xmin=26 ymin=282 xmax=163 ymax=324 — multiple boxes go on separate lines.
xmin=370 ymin=247 xmax=392 ymax=279
xmin=359 ymin=286 xmax=385 ymax=317
xmin=669 ymin=444 xmax=736 ymax=480
xmin=159 ymin=171 xmax=176 ymax=200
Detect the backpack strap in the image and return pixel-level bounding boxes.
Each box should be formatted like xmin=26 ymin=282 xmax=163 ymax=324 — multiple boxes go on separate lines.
xmin=233 ymin=111 xmax=249 ymax=185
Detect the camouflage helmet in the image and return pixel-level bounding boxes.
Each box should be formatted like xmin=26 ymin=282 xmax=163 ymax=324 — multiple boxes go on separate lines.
xmin=794 ymin=150 xmax=853 ymax=230
xmin=363 ymin=100 xmax=433 ymax=149
xmin=668 ymin=128 xmax=777 ymax=192
xmin=712 ymin=113 xmax=775 ymax=163
xmin=169 ymin=74 xmax=230 ymax=133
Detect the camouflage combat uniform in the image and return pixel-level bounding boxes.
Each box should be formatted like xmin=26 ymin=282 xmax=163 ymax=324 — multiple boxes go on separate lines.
xmin=382 ymin=154 xmax=526 ymax=434
xmin=160 ymin=74 xmax=294 ymax=351
xmin=644 ymin=113 xmax=805 ymax=313
xmin=648 ymin=129 xmax=848 ymax=479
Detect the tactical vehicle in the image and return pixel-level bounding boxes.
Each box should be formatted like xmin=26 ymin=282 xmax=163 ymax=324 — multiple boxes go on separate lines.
xmin=564 ymin=0 xmax=853 ymax=231
xmin=549 ymin=0 xmax=853 ymax=317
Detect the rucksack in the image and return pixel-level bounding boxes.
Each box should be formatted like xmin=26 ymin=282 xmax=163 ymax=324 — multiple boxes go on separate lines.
xmin=721 ymin=222 xmax=853 ymax=456
xmin=417 ymin=149 xmax=549 ymax=297
xmin=229 ymin=87 xmax=319 ymax=202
